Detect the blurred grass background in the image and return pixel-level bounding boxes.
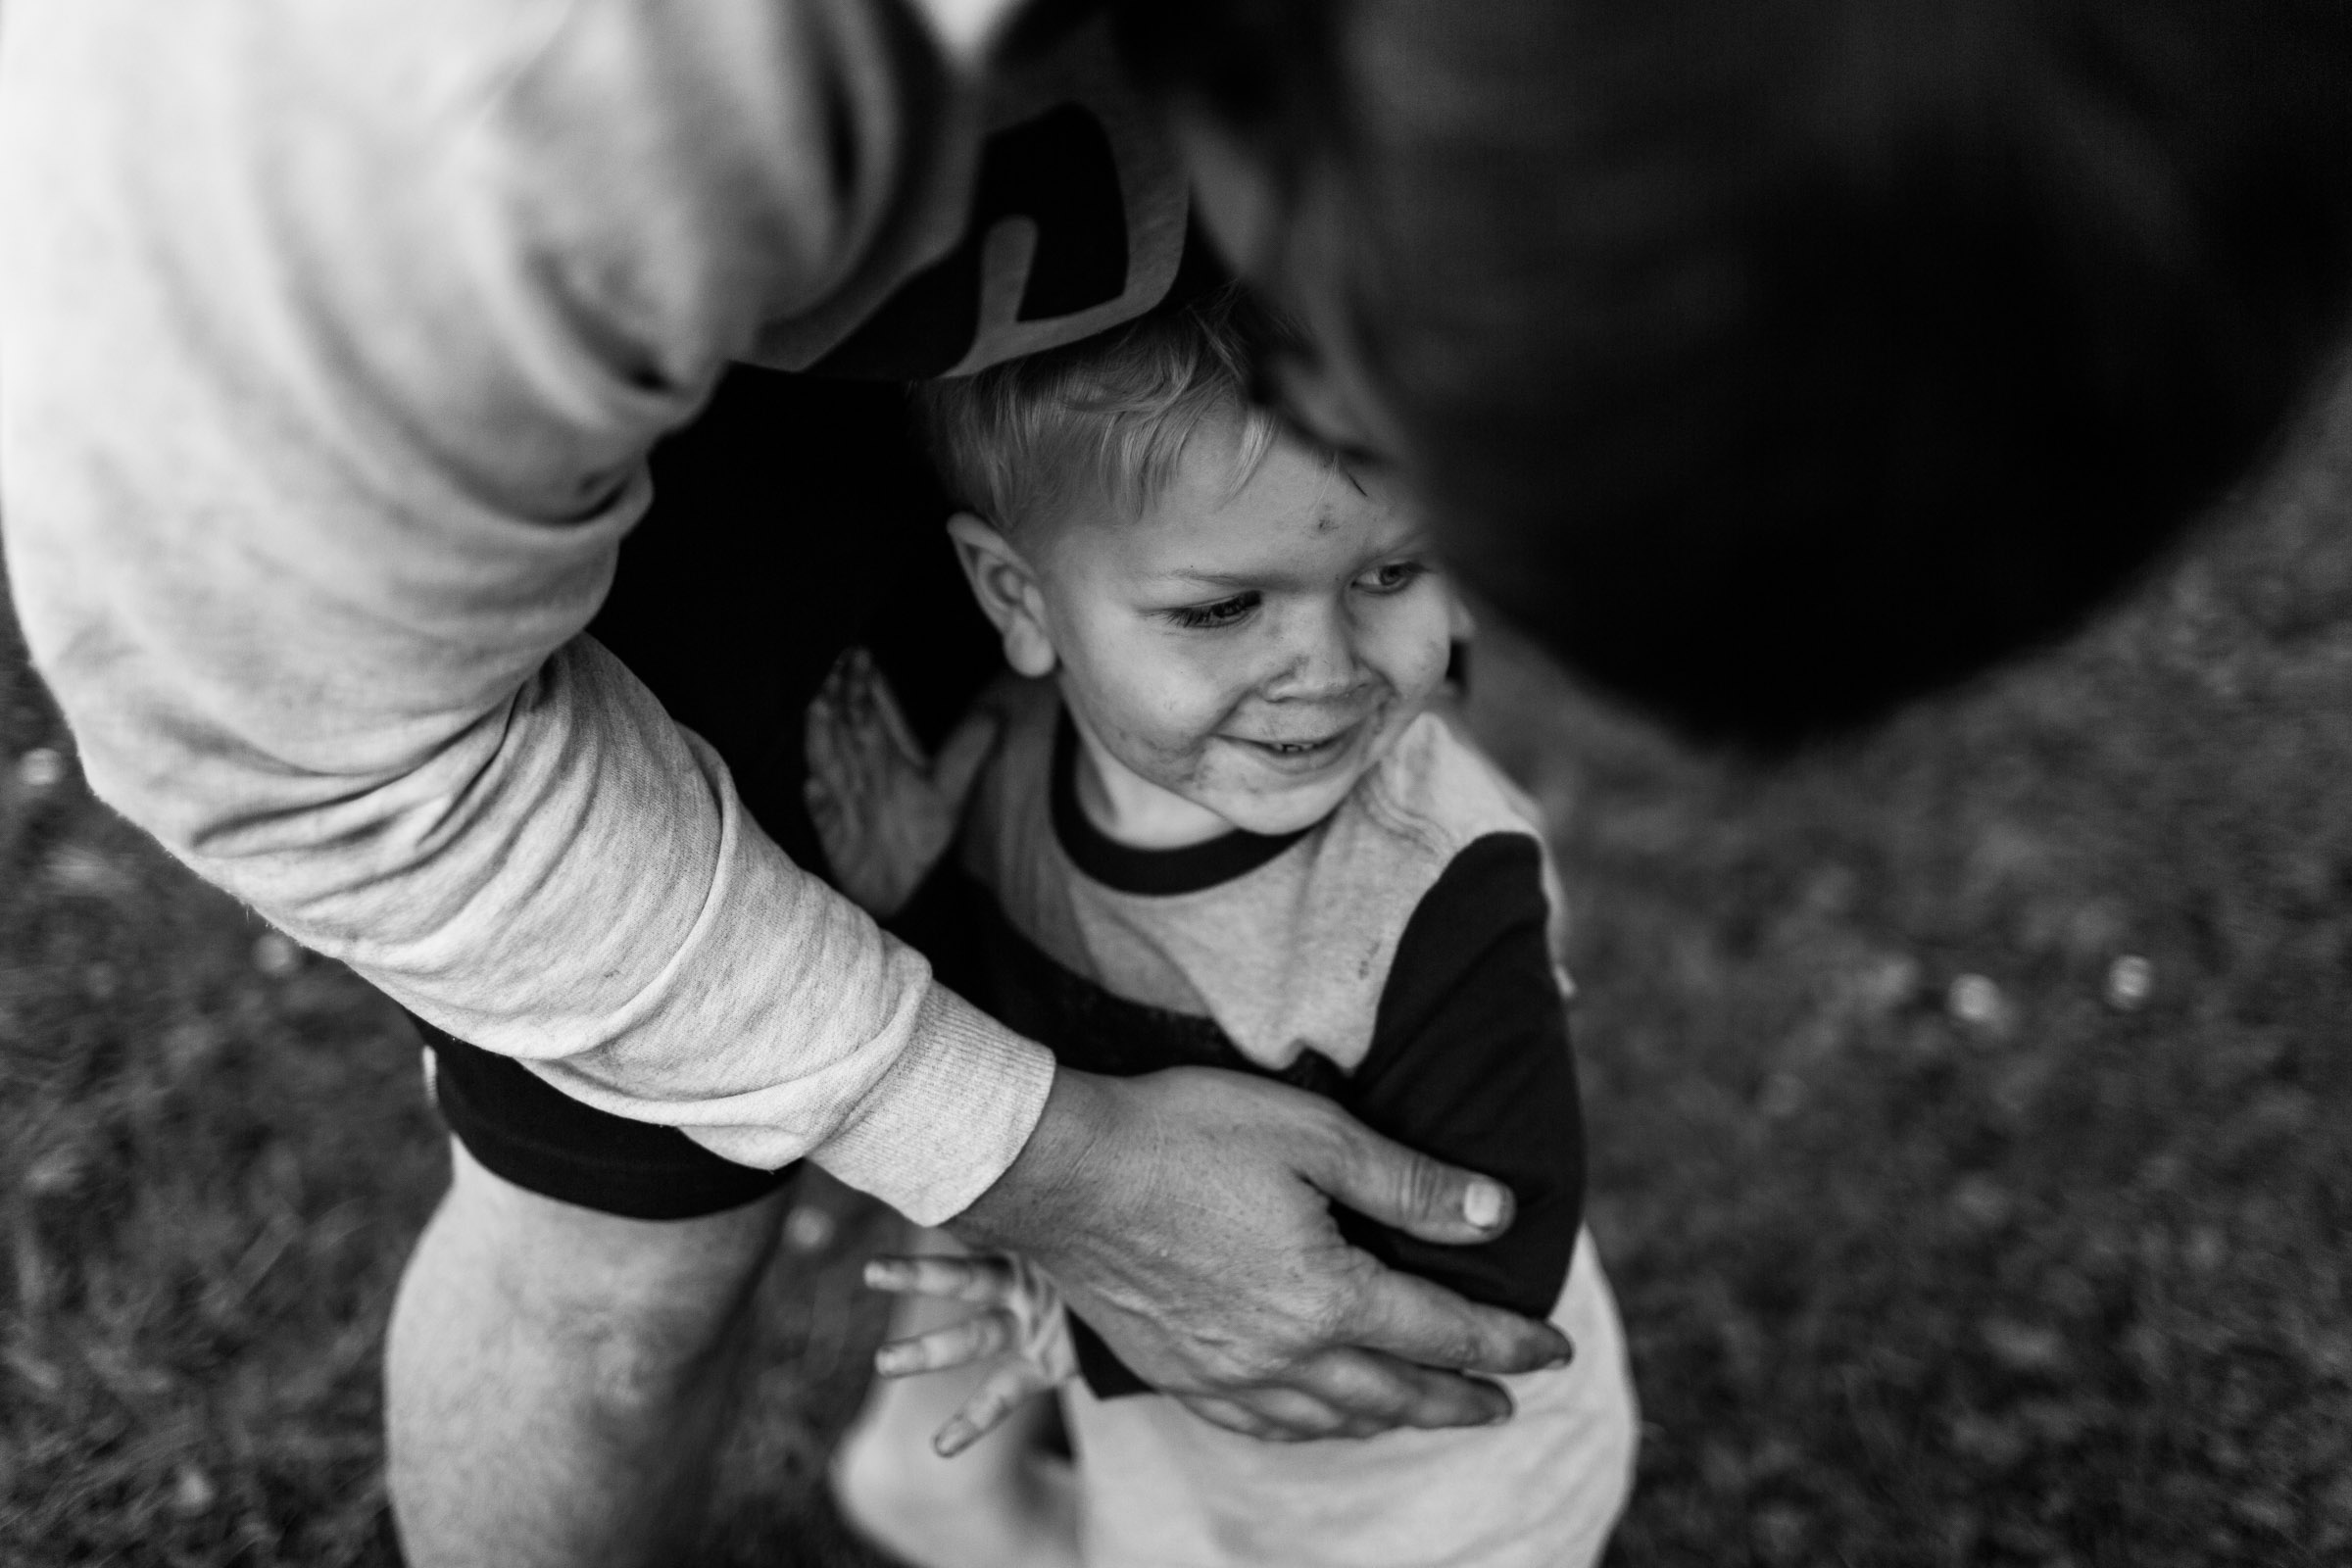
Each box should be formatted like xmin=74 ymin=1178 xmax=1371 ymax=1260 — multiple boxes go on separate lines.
xmin=4 ymin=362 xmax=2350 ymax=1564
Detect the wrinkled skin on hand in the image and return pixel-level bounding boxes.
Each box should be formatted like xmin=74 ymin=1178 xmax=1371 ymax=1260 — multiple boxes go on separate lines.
xmin=950 ymin=1065 xmax=1574 ymax=1442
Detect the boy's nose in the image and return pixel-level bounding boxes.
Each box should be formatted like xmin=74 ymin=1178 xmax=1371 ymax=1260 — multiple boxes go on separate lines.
xmin=1261 ymin=609 xmax=1365 ymax=702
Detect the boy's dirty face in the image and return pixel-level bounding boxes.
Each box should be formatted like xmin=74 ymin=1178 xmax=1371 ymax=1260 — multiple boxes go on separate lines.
xmin=1034 ymin=416 xmax=1453 ymax=838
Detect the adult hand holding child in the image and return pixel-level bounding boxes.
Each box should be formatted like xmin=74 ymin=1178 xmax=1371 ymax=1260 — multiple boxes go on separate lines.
xmin=954 ymin=1065 xmax=1551 ymax=1440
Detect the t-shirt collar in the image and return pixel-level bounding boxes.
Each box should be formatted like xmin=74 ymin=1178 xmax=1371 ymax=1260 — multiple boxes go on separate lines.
xmin=1050 ymin=707 xmax=1317 ymax=896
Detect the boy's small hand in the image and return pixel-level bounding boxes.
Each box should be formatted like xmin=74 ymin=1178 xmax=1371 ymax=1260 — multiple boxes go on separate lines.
xmin=804 ymin=648 xmax=1000 ymax=918
xmin=864 ymin=1250 xmax=1078 ymax=1456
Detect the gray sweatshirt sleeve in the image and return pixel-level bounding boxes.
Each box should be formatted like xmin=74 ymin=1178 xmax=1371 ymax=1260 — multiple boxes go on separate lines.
xmin=0 ymin=0 xmax=1053 ymax=1224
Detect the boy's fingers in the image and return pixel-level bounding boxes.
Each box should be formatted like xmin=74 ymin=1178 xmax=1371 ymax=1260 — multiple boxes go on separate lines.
xmin=802 ymin=776 xmax=836 ymax=831
xmin=822 ymin=649 xmax=861 ymax=713
xmin=867 ymin=665 xmax=927 ymax=764
xmin=803 ymin=696 xmax=835 ymax=770
xmin=875 ymin=1311 xmax=1015 ymax=1377
xmin=820 ymin=661 xmax=906 ymax=784
xmin=864 ymin=1253 xmax=1019 ymax=1303
xmin=933 ymin=1415 xmax=983 ymax=1457
xmin=808 ymin=694 xmax=876 ymax=801
xmin=934 ymin=1362 xmax=1054 ymax=1456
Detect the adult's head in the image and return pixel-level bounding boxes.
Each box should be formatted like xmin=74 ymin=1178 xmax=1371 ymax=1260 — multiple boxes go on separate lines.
xmin=1116 ymin=0 xmax=2352 ymax=745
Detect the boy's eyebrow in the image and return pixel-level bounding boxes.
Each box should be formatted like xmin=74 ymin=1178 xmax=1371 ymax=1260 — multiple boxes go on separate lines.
xmin=1152 ymin=535 xmax=1435 ymax=592
xmin=1156 ymin=567 xmax=1273 ymax=589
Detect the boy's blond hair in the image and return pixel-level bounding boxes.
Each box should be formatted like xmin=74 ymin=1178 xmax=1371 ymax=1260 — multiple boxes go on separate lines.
xmin=911 ymin=284 xmax=1289 ymax=538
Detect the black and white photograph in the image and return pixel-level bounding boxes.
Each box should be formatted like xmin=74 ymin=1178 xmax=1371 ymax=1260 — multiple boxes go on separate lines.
xmin=2 ymin=2 xmax=2349 ymax=1563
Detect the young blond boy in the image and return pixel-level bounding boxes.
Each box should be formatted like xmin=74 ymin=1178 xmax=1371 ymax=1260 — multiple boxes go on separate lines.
xmin=808 ymin=289 xmax=1637 ymax=1568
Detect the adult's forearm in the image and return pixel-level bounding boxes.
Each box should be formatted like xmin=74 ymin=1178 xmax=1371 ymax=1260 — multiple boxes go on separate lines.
xmin=11 ymin=544 xmax=1053 ymax=1218
xmin=0 ymin=0 xmax=1060 ymax=1221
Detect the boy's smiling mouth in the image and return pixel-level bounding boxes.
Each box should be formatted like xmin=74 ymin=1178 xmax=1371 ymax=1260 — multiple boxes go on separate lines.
xmin=1228 ymin=721 xmax=1363 ymax=773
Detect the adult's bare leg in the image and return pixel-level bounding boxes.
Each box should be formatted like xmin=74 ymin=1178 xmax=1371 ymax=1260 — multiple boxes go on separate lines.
xmin=384 ymin=1139 xmax=792 ymax=1568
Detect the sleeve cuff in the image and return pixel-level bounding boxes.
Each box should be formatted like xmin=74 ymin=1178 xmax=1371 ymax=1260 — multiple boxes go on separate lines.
xmin=809 ymin=983 xmax=1056 ymax=1225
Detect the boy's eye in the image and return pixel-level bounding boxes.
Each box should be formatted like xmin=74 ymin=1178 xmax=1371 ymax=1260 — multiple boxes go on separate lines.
xmin=1165 ymin=592 xmax=1260 ymax=630
xmin=1358 ymin=561 xmax=1429 ymax=595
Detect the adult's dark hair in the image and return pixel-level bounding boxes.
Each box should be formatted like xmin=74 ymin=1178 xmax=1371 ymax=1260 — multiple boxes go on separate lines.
xmin=1116 ymin=0 xmax=2352 ymax=746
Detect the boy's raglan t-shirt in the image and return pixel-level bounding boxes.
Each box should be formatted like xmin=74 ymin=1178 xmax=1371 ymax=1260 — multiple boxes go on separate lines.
xmin=944 ymin=681 xmax=1637 ymax=1568
xmin=0 ymin=0 xmax=1185 ymax=1223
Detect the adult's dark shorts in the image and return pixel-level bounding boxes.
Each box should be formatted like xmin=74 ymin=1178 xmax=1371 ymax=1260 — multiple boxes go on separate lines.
xmin=415 ymin=368 xmax=1000 ymax=1221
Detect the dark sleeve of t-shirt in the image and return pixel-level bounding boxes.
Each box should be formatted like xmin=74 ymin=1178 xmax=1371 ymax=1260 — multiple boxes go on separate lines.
xmin=1330 ymin=832 xmax=1586 ymax=1320
xmin=914 ymin=834 xmax=1584 ymax=1400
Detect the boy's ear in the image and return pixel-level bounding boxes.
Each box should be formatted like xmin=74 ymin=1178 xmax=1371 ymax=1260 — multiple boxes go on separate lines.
xmin=945 ymin=512 xmax=1057 ymax=678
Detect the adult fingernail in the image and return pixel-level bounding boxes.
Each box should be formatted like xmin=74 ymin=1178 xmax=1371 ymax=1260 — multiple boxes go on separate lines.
xmin=1462 ymin=1181 xmax=1506 ymax=1231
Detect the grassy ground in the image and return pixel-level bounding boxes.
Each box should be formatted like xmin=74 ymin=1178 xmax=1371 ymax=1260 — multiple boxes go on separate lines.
xmin=4 ymin=369 xmax=2350 ymax=1563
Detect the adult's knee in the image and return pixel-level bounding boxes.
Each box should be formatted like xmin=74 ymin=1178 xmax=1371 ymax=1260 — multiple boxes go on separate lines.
xmin=394 ymin=1139 xmax=790 ymax=1411
xmin=385 ymin=1143 xmax=797 ymax=1568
